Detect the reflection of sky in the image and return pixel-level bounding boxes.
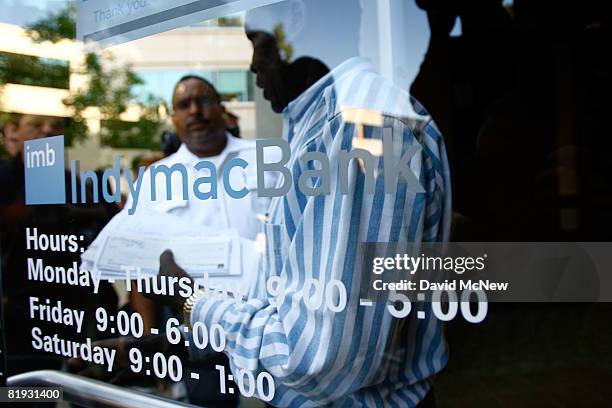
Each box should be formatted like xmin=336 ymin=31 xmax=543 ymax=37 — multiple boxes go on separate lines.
xmin=246 ymin=0 xmax=430 ymax=89
xmin=400 ymin=1 xmax=430 ymax=90
xmin=2 ymin=0 xmax=435 ymax=105
xmin=0 ymin=0 xmax=69 ymax=27
xmin=1 ymin=0 xmax=431 ymax=90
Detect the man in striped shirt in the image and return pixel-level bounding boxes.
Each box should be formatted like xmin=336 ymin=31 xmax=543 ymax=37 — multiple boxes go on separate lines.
xmin=158 ymin=1 xmax=452 ymax=406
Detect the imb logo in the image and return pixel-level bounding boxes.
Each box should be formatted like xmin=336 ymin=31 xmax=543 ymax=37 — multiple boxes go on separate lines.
xmin=24 ymin=135 xmax=66 ymax=205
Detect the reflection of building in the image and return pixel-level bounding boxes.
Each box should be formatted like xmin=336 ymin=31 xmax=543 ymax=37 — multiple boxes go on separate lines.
xmin=1 ymin=18 xmax=282 ymax=169
xmin=0 ymin=21 xmax=151 ymax=168
xmin=0 ymin=22 xmax=76 ymax=118
xmin=108 ymin=22 xmax=258 ymax=138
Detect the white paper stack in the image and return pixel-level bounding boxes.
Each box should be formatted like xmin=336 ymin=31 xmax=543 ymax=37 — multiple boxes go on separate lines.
xmin=82 ymin=209 xmax=261 ymax=291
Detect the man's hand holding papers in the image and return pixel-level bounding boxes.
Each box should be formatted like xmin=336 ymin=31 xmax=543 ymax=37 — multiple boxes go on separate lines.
xmin=81 ymin=208 xmax=261 ymax=296
xmin=147 ymin=249 xmax=193 ymax=314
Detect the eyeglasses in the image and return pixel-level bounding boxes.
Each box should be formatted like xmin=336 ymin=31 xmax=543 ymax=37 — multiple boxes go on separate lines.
xmin=173 ymin=95 xmax=217 ymax=112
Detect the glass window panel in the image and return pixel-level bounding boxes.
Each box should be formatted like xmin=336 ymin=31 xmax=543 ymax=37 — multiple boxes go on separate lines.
xmin=217 ymin=70 xmax=246 ymax=101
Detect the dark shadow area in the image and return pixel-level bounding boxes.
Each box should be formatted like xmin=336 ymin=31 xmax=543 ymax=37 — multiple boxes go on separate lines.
xmin=411 ymin=0 xmax=612 ymax=405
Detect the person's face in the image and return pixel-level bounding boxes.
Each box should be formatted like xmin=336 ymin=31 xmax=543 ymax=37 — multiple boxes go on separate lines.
xmin=171 ymin=78 xmax=226 ymax=156
xmin=3 ymin=122 xmax=20 ymax=156
xmin=247 ymin=31 xmax=291 ymax=113
xmin=16 ymin=115 xmax=64 ymax=154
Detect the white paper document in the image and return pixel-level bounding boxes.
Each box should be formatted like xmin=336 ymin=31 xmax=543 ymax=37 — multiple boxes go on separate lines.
xmin=97 ymin=233 xmax=237 ymax=277
xmin=81 ymin=209 xmax=260 ymax=288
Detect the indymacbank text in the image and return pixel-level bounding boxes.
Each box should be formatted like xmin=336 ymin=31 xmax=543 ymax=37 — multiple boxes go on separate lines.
xmin=69 ymin=136 xmax=425 ymax=215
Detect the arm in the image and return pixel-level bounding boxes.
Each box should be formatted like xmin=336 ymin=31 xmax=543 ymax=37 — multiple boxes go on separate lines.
xmin=189 ymin=115 xmax=450 ymax=404
xmin=130 ymin=283 xmax=157 ymax=335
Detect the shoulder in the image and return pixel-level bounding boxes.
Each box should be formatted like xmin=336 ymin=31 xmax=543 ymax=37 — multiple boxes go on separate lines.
xmin=227 ymin=135 xmax=256 ymax=151
xmin=328 ymin=70 xmax=426 ymax=125
xmin=228 ymin=136 xmax=285 ymax=165
xmin=151 ymin=151 xmax=182 ymax=167
xmin=133 ymin=153 xmax=179 ymax=191
xmin=225 ymin=137 xmax=282 ymax=187
xmin=138 ymin=151 xmax=183 ymax=183
xmin=225 ymin=136 xmax=254 ymax=159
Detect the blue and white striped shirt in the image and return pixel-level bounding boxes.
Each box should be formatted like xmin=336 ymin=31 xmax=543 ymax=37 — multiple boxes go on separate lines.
xmin=192 ymin=57 xmax=452 ymax=407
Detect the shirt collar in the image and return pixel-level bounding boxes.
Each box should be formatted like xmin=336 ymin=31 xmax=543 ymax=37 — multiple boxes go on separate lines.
xmin=282 ymin=57 xmax=376 ymax=126
xmin=173 ymin=132 xmax=238 ymax=165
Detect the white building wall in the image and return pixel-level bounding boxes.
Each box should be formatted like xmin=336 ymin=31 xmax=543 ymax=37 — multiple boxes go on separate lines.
xmin=108 ymin=26 xmax=258 ymax=139
xmin=108 ymin=27 xmax=252 ymax=70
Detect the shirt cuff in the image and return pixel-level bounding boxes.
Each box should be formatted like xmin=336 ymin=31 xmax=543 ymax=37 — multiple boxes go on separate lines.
xmin=187 ymin=295 xmax=236 ymax=357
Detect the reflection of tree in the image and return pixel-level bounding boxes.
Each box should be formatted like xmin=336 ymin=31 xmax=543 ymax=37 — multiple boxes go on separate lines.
xmin=62 ymin=53 xmax=162 ymax=149
xmin=17 ymin=4 xmax=162 ymax=149
xmin=0 ymin=52 xmax=69 ymax=89
xmin=26 ymin=3 xmax=76 ymax=42
xmin=217 ymin=16 xmax=243 ymax=27
xmin=273 ymin=23 xmax=294 ymax=62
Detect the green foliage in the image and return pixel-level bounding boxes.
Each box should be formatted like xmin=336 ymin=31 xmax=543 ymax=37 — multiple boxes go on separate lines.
xmin=26 ymin=3 xmax=76 ymax=43
xmin=100 ymin=102 xmax=162 ymax=149
xmin=273 ymin=23 xmax=294 ymax=62
xmin=19 ymin=4 xmax=163 ymax=149
xmin=217 ymin=16 xmax=242 ymax=27
xmin=61 ymin=52 xmax=163 ymax=147
xmin=0 ymin=52 xmax=70 ymax=89
xmin=63 ymin=52 xmax=139 ymax=117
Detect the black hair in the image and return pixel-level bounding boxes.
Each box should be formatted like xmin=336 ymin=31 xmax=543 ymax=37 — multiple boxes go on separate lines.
xmin=172 ymin=75 xmax=221 ymax=105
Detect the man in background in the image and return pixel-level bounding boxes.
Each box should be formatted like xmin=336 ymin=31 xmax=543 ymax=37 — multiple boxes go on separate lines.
xmin=1 ymin=113 xmax=21 ymax=158
xmin=83 ymin=75 xmax=277 ymax=407
xmin=0 ymin=113 xmax=118 ymax=376
xmin=122 ymin=75 xmax=272 ymax=233
xmin=0 ymin=114 xmax=64 ymax=204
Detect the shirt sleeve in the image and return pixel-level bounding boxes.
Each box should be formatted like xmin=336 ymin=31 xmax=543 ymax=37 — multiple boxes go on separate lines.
xmin=190 ymin=114 xmax=450 ymax=405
